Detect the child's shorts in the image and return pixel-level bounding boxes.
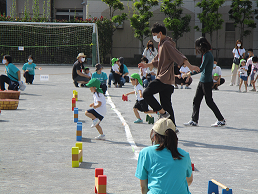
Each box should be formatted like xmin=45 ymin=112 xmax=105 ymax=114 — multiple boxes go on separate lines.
xmin=240 ymin=75 xmax=247 ymax=81
xmin=87 ymin=109 xmax=104 ymax=121
xmin=134 ymin=99 xmax=149 ymax=112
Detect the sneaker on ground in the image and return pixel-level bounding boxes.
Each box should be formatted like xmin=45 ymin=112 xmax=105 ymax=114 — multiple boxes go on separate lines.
xmin=249 ymin=88 xmax=256 ymax=91
xmin=183 ymin=120 xmax=198 ymax=126
xmin=95 ymin=134 xmax=105 ymax=140
xmin=74 ymin=81 xmax=79 ymax=87
xmin=238 ymin=90 xmax=241 ymax=92
xmin=211 ymin=120 xmax=226 ymax=127
xmin=229 ymin=83 xmax=233 ymax=86
xmin=180 ymin=86 xmax=183 ymax=89
xmin=158 ymin=111 xmax=170 ymax=120
xmin=134 ymin=118 xmax=143 ymax=123
xmin=175 ymin=128 xmax=180 ymax=134
xmin=108 ymin=85 xmax=111 ymax=88
xmin=91 ymin=118 xmax=101 ymax=128
xmin=242 ymin=90 xmax=247 ymax=93
xmin=185 ymin=86 xmax=191 ymax=89
xmin=174 ymin=85 xmax=178 ymax=89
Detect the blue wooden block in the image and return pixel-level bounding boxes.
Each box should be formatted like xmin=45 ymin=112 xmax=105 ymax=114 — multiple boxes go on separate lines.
xmin=76 ymin=122 xmax=82 ymax=141
xmin=222 ymin=189 xmax=232 ymax=194
xmin=208 ymin=180 xmax=219 ymax=194
xmin=74 ymin=108 xmax=78 ymax=122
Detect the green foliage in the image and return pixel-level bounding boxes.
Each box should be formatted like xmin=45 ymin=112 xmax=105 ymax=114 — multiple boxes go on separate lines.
xmin=10 ymin=0 xmax=16 ymax=19
xmin=161 ymin=0 xmax=191 ymax=45
xmin=194 ymin=0 xmax=225 ymax=45
xmin=24 ymin=0 xmax=30 ymax=21
xmin=102 ymin=0 xmax=126 ymax=19
xmin=32 ymin=0 xmax=40 ymax=21
xmin=130 ymin=0 xmax=159 ymax=51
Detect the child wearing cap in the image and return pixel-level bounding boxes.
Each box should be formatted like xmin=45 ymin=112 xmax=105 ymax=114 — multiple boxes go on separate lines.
xmin=91 ymin=64 xmax=108 ymax=95
xmin=110 ymin=58 xmax=122 ymax=87
xmin=85 ymin=78 xmax=106 ymax=140
xmin=238 ymin=59 xmax=248 ymax=92
xmin=123 ymin=73 xmax=156 ymax=123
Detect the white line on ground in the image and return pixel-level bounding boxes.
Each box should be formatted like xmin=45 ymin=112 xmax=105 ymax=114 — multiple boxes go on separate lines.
xmin=106 ymin=91 xmax=140 ymax=160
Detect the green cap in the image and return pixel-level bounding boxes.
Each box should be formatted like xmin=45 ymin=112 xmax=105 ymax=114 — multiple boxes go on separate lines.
xmin=86 ymin=78 xmax=103 ymax=93
xmin=213 ymin=73 xmax=219 ymax=77
xmin=240 ymin=59 xmax=246 ymax=64
xmin=131 ymin=73 xmax=143 ymax=86
xmin=111 ymin=58 xmax=119 ymax=66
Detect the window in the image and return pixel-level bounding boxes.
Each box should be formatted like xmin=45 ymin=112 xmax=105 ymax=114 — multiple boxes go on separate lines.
xmin=55 ymin=9 xmax=83 ymax=21
xmin=225 ymin=23 xmax=235 ymax=31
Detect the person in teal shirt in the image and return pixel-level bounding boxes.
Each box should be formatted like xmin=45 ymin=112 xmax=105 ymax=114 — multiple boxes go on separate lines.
xmin=135 ymin=118 xmax=193 ymax=194
xmin=91 ymin=64 xmax=108 ymax=95
xmin=183 ymin=37 xmax=225 ymax=127
xmin=22 ymin=55 xmax=41 ymax=84
xmin=0 ymin=55 xmax=21 ymax=90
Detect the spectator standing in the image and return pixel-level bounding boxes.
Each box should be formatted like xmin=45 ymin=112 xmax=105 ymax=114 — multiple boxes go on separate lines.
xmin=72 ymin=53 xmax=90 ymax=87
xmin=142 ymin=40 xmax=158 ymax=63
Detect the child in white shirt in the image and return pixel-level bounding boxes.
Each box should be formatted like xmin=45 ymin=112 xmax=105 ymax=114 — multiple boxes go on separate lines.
xmin=238 ymin=59 xmax=248 ymax=93
xmin=123 ymin=73 xmax=156 ymax=123
xmin=82 ymin=67 xmax=92 ymax=78
xmin=179 ymin=64 xmax=191 ymax=89
xmin=85 ymin=78 xmax=106 ymax=140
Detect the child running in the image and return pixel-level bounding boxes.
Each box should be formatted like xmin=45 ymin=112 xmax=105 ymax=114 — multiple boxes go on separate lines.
xmin=123 ymin=73 xmax=156 ymax=123
xmin=238 ymin=59 xmax=248 ymax=93
xmin=85 ymin=78 xmax=106 ymax=140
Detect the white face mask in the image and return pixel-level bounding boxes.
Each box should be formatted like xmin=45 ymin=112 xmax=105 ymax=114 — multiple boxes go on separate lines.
xmin=81 ymin=58 xmax=85 ymax=62
xmin=28 ymin=59 xmax=33 ymax=63
xmin=153 ymin=35 xmax=160 ymax=43
xmin=2 ymin=59 xmax=6 ymax=64
xmin=237 ymin=44 xmax=241 ymax=47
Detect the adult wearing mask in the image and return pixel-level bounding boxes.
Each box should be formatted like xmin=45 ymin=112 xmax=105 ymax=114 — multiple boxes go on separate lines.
xmin=230 ymin=40 xmax=245 ymax=86
xmin=0 ymin=55 xmax=22 ymax=91
xmin=72 ymin=53 xmax=91 ymax=87
xmin=142 ymin=40 xmax=158 ymax=63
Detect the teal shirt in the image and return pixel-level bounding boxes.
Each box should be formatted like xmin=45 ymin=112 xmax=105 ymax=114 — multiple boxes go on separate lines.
xmin=135 ymin=145 xmax=192 ymax=194
xmin=123 ymin=64 xmax=129 ymax=74
xmin=6 ymin=63 xmax=19 ymax=82
xmin=191 ymin=51 xmax=214 ymax=83
xmin=22 ymin=63 xmax=36 ymax=75
xmin=91 ymin=72 xmax=108 ymax=84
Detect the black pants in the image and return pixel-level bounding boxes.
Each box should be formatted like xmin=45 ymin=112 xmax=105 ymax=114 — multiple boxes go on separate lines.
xmin=0 ymin=75 xmax=19 ymax=90
xmin=192 ymin=81 xmax=224 ymax=122
xmin=23 ymin=72 xmax=34 ymax=83
xmin=100 ymin=83 xmax=107 ymax=95
xmin=112 ymin=72 xmax=121 ymax=85
xmin=143 ymin=79 xmax=175 ymax=125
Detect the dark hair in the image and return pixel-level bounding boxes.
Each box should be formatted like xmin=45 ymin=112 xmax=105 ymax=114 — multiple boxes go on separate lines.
xmin=252 ymin=56 xmax=258 ymax=63
xmin=151 ymin=23 xmax=166 ymax=35
xmin=248 ymin=48 xmax=253 ymax=52
xmin=4 ymin=55 xmax=12 ymax=63
xmin=141 ymin=56 xmax=148 ymax=63
xmin=235 ymin=40 xmax=243 ymax=49
xmin=147 ymin=40 xmax=154 ymax=52
xmin=153 ymin=129 xmax=183 ymax=160
xmin=195 ymin=37 xmax=211 ymax=55
xmin=28 ymin=55 xmax=33 ymax=60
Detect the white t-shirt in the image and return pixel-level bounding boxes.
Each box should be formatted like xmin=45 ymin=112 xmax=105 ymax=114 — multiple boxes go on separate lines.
xmin=142 ymin=48 xmax=158 ymax=63
xmin=140 ymin=67 xmax=147 ymax=77
xmin=112 ymin=64 xmax=119 ymax=72
xmin=239 ymin=65 xmax=248 ymax=76
xmin=93 ymin=92 xmax=106 ymax=117
xmin=179 ymin=66 xmax=190 ymax=73
xmin=232 ymin=48 xmax=245 ymax=59
xmin=212 ymin=66 xmax=222 ymax=76
xmin=146 ymin=67 xmax=156 ymax=74
xmin=134 ymin=84 xmax=144 ymax=101
xmin=247 ymin=57 xmax=258 ymax=70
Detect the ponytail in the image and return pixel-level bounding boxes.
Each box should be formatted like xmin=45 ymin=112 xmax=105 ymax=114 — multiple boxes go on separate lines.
xmin=155 ymin=129 xmax=183 ymax=160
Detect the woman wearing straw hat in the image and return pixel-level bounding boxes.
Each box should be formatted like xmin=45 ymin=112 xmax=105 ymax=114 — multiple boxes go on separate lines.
xmin=72 ymin=53 xmax=91 ymax=87
xmin=135 ymin=118 xmax=193 ymax=194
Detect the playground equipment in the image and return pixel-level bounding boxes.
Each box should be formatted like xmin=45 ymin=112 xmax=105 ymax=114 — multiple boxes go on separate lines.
xmin=72 ymin=97 xmax=76 ymax=111
xmin=95 ymin=168 xmax=107 ymax=194
xmin=122 ymin=94 xmax=128 ymax=101
xmin=208 ymin=179 xmax=232 ymax=194
xmin=146 ymin=114 xmax=154 ymax=124
xmin=76 ymin=122 xmax=82 ymax=141
xmin=71 ymin=142 xmax=83 ymax=167
xmin=191 ymin=163 xmax=194 ymax=171
xmin=73 ymin=90 xmax=78 ymax=101
xmin=74 ymin=108 xmax=78 ymax=122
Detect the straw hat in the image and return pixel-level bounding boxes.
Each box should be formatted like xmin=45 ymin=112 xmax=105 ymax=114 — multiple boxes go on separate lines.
xmin=77 ymin=53 xmax=86 ymax=59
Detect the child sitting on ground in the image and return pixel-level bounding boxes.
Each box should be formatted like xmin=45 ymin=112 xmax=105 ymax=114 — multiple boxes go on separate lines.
xmin=213 ymin=73 xmax=220 ymax=89
xmin=238 ymin=59 xmax=248 ymax=93
xmin=85 ymin=78 xmax=106 ymax=140
xmin=123 ymin=73 xmax=156 ymax=123
xmin=139 ymin=57 xmax=148 ymax=87
xmin=22 ymin=55 xmax=42 ymax=84
xmin=91 ymin=64 xmax=108 ymax=95
xmin=111 ymin=58 xmax=122 ymax=87
xmin=179 ymin=64 xmax=191 ymax=89
xmin=81 ymin=67 xmax=91 ymax=87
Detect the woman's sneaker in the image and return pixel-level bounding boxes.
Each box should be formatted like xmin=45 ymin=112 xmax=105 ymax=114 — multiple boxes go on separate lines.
xmin=211 ymin=120 xmax=226 ymax=127
xmin=134 ymin=118 xmax=143 ymax=123
xmin=91 ymin=118 xmax=101 ymax=128
xmin=184 ymin=120 xmax=198 ymax=126
xmin=158 ymin=111 xmax=170 ymax=120
xmin=95 ymin=134 xmax=105 ymax=140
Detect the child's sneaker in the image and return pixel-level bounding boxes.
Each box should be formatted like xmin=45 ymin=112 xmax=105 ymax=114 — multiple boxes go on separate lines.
xmin=242 ymin=90 xmax=247 ymax=93
xmin=175 ymin=127 xmax=180 ymax=134
xmin=180 ymin=86 xmax=183 ymax=89
xmin=95 ymin=134 xmax=105 ymax=140
xmin=211 ymin=120 xmax=226 ymax=127
xmin=134 ymin=118 xmax=143 ymax=123
xmin=174 ymin=85 xmax=178 ymax=89
xmin=185 ymin=86 xmax=191 ymax=89
xmin=183 ymin=120 xmax=198 ymax=126
xmin=238 ymin=89 xmax=241 ymax=92
xmin=249 ymin=88 xmax=256 ymax=91
xmin=91 ymin=118 xmax=101 ymax=128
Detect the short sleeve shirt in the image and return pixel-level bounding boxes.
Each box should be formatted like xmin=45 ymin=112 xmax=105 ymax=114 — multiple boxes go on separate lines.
xmin=135 ymin=145 xmax=192 ymax=194
xmin=72 ymin=60 xmax=84 ymax=79
xmin=22 ymin=63 xmax=36 ymax=75
xmin=232 ymin=48 xmax=245 ymax=59
xmin=123 ymin=64 xmax=129 ymax=74
xmin=134 ymin=84 xmax=144 ymax=101
xmin=91 ymin=72 xmax=108 ymax=84
xmin=212 ymin=66 xmax=222 ymax=76
xmin=93 ymin=92 xmax=106 ymax=117
xmin=179 ymin=66 xmax=190 ymax=73
xmin=239 ymin=65 xmax=248 ymax=76
xmin=6 ymin=63 xmax=19 ymax=82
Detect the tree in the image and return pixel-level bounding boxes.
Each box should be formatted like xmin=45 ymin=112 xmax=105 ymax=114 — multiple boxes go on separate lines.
xmin=161 ymin=0 xmax=191 ymax=47
xmin=130 ymin=0 xmax=159 ymax=53
xmin=194 ymin=0 xmax=225 ymax=47
xmin=229 ymin=0 xmax=257 ymax=42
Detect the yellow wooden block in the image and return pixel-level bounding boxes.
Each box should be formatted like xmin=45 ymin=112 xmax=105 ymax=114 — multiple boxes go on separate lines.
xmin=72 ymin=161 xmax=79 ymax=168
xmin=72 ymin=147 xmax=79 ymax=154
xmin=76 ymin=142 xmax=82 ymax=150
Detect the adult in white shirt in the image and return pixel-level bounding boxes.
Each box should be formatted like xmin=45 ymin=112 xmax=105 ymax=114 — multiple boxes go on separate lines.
xmin=212 ymin=60 xmax=225 ymax=90
xmin=230 ymin=40 xmax=245 ymax=86
xmin=142 ymin=40 xmax=158 ymax=64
